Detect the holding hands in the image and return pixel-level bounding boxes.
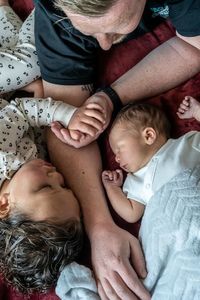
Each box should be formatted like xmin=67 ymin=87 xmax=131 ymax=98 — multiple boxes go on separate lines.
xmin=51 ymin=92 xmax=113 ymax=148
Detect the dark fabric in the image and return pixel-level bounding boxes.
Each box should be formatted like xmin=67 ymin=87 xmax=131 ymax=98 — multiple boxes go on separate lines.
xmin=34 ymin=0 xmax=200 ymax=85
xmin=34 ymin=0 xmax=99 ymax=85
xmin=0 ymin=0 xmax=200 ymax=299
xmin=168 ymin=0 xmax=200 ymax=36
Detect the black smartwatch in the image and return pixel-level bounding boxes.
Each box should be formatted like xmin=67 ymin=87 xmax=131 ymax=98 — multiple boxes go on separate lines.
xmin=96 ymin=86 xmax=122 ymax=116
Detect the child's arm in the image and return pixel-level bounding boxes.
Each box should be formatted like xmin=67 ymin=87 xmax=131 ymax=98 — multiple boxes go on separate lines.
xmin=177 ymin=96 xmax=200 ymax=122
xmin=13 ymin=97 xmax=77 ymax=128
xmin=51 ymin=101 xmax=107 ymax=148
xmin=0 ymin=97 xmax=79 ymax=153
xmin=51 ymin=101 xmax=106 ymax=148
xmin=102 ymin=169 xmax=145 ymax=223
xmin=13 ymin=97 xmax=105 ymax=132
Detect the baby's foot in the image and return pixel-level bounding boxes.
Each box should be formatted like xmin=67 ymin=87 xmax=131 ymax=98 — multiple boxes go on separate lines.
xmin=177 ymin=96 xmax=200 ymax=122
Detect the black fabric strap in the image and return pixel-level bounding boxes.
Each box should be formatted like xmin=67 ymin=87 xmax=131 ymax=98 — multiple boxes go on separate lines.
xmin=96 ymin=86 xmax=122 ymax=116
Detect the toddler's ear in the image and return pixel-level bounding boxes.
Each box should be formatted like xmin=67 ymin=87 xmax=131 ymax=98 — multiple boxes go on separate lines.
xmin=0 ymin=193 xmax=10 ymax=218
xmin=142 ymin=127 xmax=157 ymax=145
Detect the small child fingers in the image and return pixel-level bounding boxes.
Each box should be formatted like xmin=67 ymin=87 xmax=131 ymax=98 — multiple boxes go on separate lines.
xmin=86 ymin=103 xmax=104 ymax=112
xmin=182 ymin=99 xmax=190 ymax=106
xmin=177 ymin=107 xmax=186 ymax=114
xmin=184 ymin=95 xmax=192 ymax=101
xmin=77 ymin=122 xmax=99 ymax=137
xmin=179 ymin=103 xmax=189 ymax=111
xmin=80 ymin=116 xmax=104 ymax=131
xmin=84 ymin=109 xmax=106 ymax=124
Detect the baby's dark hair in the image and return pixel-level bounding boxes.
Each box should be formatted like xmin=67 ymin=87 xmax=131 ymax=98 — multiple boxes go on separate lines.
xmin=0 ymin=213 xmax=83 ymax=294
xmin=112 ymin=101 xmax=171 ymax=138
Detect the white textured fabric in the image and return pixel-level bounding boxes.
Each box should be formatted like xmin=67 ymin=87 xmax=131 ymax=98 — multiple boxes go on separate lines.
xmin=123 ymin=131 xmax=200 ymax=205
xmin=140 ymin=165 xmax=200 ymax=299
xmin=56 ymin=262 xmax=100 ymax=300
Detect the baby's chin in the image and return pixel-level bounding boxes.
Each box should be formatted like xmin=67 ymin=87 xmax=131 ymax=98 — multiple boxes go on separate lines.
xmin=121 ymin=164 xmax=130 ymax=172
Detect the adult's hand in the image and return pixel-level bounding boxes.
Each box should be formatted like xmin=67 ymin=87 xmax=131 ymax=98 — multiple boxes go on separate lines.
xmin=50 ymin=121 xmax=100 ymax=148
xmin=91 ymin=222 xmax=151 ymax=300
xmin=51 ymin=92 xmax=113 ymax=148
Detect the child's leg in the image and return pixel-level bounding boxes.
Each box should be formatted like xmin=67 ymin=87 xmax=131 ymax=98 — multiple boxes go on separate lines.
xmin=0 ymin=9 xmax=40 ymax=94
xmin=0 ymin=5 xmax=22 ymax=48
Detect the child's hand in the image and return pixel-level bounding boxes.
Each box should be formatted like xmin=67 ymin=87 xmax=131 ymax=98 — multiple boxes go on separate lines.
xmin=102 ymin=169 xmax=123 ymax=187
xmin=69 ymin=102 xmax=106 ymax=137
xmin=51 ymin=102 xmax=106 ymax=148
xmin=177 ymin=96 xmax=200 ymax=121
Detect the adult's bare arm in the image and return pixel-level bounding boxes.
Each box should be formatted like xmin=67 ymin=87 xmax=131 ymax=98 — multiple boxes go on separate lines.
xmin=44 ymin=81 xmax=150 ymax=300
xmin=111 ymin=36 xmax=200 ymax=104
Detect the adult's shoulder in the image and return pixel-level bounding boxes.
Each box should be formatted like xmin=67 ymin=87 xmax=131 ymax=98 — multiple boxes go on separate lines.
xmin=166 ymin=0 xmax=200 ymax=36
xmin=34 ymin=0 xmax=65 ymax=22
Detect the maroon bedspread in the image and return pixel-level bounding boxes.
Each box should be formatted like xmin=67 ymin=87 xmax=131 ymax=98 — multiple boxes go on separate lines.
xmin=1 ymin=1 xmax=200 ymax=299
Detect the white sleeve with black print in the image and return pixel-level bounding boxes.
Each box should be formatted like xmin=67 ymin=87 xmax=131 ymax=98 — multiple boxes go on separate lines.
xmin=0 ymin=98 xmax=30 ymax=153
xmin=0 ymin=96 xmax=76 ymax=155
xmin=13 ymin=97 xmax=77 ymax=127
xmin=0 ymin=97 xmax=76 ymax=183
xmin=0 ymin=7 xmax=41 ymax=94
xmin=0 ymin=97 xmax=37 ymax=183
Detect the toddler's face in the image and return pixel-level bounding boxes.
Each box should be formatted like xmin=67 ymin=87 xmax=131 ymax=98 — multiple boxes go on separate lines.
xmin=8 ymin=159 xmax=80 ymax=222
xmin=109 ymin=123 xmax=150 ymax=173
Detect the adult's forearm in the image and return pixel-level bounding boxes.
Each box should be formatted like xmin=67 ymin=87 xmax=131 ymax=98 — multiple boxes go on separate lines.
xmin=112 ymin=36 xmax=200 ymax=104
xmin=44 ymin=82 xmax=113 ymax=236
xmin=47 ymin=130 xmax=113 ymax=235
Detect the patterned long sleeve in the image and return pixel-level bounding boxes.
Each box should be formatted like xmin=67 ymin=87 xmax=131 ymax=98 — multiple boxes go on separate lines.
xmin=13 ymin=97 xmax=77 ymax=127
xmin=0 ymin=97 xmax=76 ymax=183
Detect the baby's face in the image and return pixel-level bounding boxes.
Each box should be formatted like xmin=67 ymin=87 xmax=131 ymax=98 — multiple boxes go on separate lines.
xmin=109 ymin=123 xmax=150 ymax=173
xmin=8 ymin=159 xmax=80 ymax=222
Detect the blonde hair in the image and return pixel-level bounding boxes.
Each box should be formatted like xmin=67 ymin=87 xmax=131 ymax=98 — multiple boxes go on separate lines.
xmin=55 ymin=0 xmax=116 ymax=16
xmin=112 ymin=102 xmax=171 ymax=138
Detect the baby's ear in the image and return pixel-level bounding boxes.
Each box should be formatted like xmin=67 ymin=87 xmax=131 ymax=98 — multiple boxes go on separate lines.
xmin=142 ymin=127 xmax=157 ymax=145
xmin=0 ymin=193 xmax=10 ymax=218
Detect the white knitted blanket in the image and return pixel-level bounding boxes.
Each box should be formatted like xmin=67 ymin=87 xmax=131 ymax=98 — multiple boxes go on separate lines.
xmin=56 ymin=262 xmax=100 ymax=300
xmin=140 ymin=165 xmax=200 ymax=299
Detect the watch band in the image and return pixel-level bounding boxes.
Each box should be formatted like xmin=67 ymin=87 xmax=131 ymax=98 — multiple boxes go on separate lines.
xmin=96 ymin=86 xmax=122 ymax=116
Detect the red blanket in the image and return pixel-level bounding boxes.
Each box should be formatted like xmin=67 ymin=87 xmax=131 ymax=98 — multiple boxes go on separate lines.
xmin=1 ymin=1 xmax=200 ymax=299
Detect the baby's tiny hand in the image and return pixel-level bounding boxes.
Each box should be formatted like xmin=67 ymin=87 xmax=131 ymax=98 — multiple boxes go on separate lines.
xmin=102 ymin=169 xmax=123 ymax=187
xmin=177 ymin=96 xmax=200 ymax=121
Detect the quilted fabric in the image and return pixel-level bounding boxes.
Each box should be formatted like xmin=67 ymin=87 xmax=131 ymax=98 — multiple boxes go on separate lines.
xmin=140 ymin=165 xmax=200 ymax=299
